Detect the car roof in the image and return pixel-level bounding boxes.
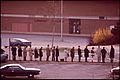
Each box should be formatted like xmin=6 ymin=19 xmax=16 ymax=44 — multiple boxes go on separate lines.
xmin=12 ymin=38 xmax=30 ymax=42
xmin=10 ymin=38 xmax=31 ymax=46
xmin=0 ymin=64 xmax=25 ymax=69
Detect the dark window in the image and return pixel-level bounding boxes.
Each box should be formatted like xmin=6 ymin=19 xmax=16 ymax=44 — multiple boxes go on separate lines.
xmin=7 ymin=66 xmax=23 ymax=72
xmin=69 ymin=19 xmax=81 ymax=34
xmin=7 ymin=67 xmax=14 ymax=71
xmin=99 ymin=16 xmax=105 ymax=19
xmin=13 ymin=66 xmax=23 ymax=71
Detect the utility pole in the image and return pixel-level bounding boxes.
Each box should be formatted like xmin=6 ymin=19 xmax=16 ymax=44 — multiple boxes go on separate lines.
xmin=52 ymin=25 xmax=55 ymax=48
xmin=51 ymin=1 xmax=56 ymax=48
xmin=60 ymin=0 xmax=63 ymax=42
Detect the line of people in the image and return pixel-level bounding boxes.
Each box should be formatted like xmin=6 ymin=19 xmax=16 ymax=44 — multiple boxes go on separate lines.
xmin=11 ymin=45 xmax=115 ymax=63
xmin=11 ymin=45 xmax=60 ymax=62
xmin=63 ymin=45 xmax=115 ymax=63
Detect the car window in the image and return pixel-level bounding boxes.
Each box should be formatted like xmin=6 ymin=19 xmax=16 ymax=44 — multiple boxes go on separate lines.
xmin=13 ymin=66 xmax=23 ymax=71
xmin=7 ymin=67 xmax=14 ymax=71
xmin=7 ymin=66 xmax=23 ymax=71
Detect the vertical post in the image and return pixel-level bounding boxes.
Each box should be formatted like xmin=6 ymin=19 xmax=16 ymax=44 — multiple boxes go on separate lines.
xmin=9 ymin=38 xmax=11 ymax=60
xmin=51 ymin=1 xmax=55 ymax=48
xmin=60 ymin=0 xmax=63 ymax=41
xmin=52 ymin=26 xmax=55 ymax=48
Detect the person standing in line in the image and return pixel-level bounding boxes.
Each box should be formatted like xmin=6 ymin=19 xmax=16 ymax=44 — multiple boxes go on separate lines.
xmin=18 ymin=45 xmax=22 ymax=61
xmin=110 ymin=45 xmax=115 ymax=63
xmin=23 ymin=46 xmax=27 ymax=61
xmin=52 ymin=46 xmax=55 ymax=61
xmin=46 ymin=45 xmax=51 ymax=61
xmin=96 ymin=46 xmax=102 ymax=62
xmin=90 ymin=47 xmax=95 ymax=62
xmin=101 ymin=47 xmax=107 ymax=63
xmin=4 ymin=46 xmax=9 ymax=56
xmin=39 ymin=47 xmax=43 ymax=61
xmin=78 ymin=46 xmax=82 ymax=62
xmin=70 ymin=47 xmax=75 ymax=62
xmin=56 ymin=46 xmax=59 ymax=61
xmin=34 ymin=47 xmax=39 ymax=61
xmin=28 ymin=45 xmax=33 ymax=61
xmin=11 ymin=46 xmax=17 ymax=61
xmin=64 ymin=48 xmax=69 ymax=62
xmin=84 ymin=46 xmax=89 ymax=62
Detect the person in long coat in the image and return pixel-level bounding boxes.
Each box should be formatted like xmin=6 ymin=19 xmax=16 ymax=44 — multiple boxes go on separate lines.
xmin=23 ymin=46 xmax=27 ymax=61
xmin=84 ymin=46 xmax=89 ymax=62
xmin=64 ymin=48 xmax=69 ymax=62
xmin=110 ymin=45 xmax=115 ymax=63
xmin=70 ymin=47 xmax=75 ymax=62
xmin=52 ymin=46 xmax=55 ymax=61
xmin=46 ymin=45 xmax=51 ymax=61
xmin=28 ymin=46 xmax=33 ymax=61
xmin=39 ymin=47 xmax=43 ymax=61
xmin=101 ymin=47 xmax=107 ymax=63
xmin=90 ymin=47 xmax=95 ymax=62
xmin=34 ymin=47 xmax=38 ymax=61
xmin=56 ymin=46 xmax=59 ymax=61
xmin=11 ymin=46 xmax=17 ymax=61
xmin=78 ymin=46 xmax=82 ymax=62
xmin=96 ymin=46 xmax=102 ymax=62
xmin=18 ymin=46 xmax=22 ymax=61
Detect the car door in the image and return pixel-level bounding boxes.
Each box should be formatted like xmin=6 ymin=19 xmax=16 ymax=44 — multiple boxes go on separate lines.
xmin=6 ymin=66 xmax=15 ymax=76
xmin=5 ymin=66 xmax=25 ymax=76
xmin=11 ymin=66 xmax=26 ymax=76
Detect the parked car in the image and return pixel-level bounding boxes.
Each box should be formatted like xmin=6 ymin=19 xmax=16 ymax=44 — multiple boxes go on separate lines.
xmin=0 ymin=64 xmax=41 ymax=78
xmin=10 ymin=38 xmax=31 ymax=46
xmin=111 ymin=66 xmax=120 ymax=75
xmin=0 ymin=48 xmax=8 ymax=62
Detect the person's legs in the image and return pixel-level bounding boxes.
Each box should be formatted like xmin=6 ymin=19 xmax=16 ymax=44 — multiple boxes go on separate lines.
xmin=79 ymin=56 xmax=81 ymax=62
xmin=19 ymin=57 xmax=21 ymax=61
xmin=85 ymin=57 xmax=87 ymax=62
xmin=53 ymin=56 xmax=55 ymax=61
xmin=103 ymin=57 xmax=105 ymax=63
xmin=14 ymin=55 xmax=16 ymax=61
xmin=71 ymin=57 xmax=73 ymax=62
xmin=13 ymin=55 xmax=15 ymax=61
xmin=110 ymin=58 xmax=113 ymax=63
xmin=98 ymin=56 xmax=100 ymax=62
xmin=52 ymin=56 xmax=53 ymax=61
xmin=24 ymin=56 xmax=26 ymax=61
xmin=72 ymin=57 xmax=74 ymax=62
xmin=40 ymin=56 xmax=41 ymax=61
xmin=91 ymin=55 xmax=94 ymax=62
xmin=56 ymin=57 xmax=58 ymax=61
xmin=24 ymin=56 xmax=25 ymax=61
xmin=65 ymin=57 xmax=67 ymax=62
xmin=73 ymin=57 xmax=74 ymax=62
xmin=47 ymin=56 xmax=49 ymax=61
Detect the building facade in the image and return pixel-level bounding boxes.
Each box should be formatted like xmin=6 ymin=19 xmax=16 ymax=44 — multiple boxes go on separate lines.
xmin=1 ymin=1 xmax=119 ymax=36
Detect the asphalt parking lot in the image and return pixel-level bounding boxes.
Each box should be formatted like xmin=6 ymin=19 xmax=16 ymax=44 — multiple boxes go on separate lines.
xmin=1 ymin=60 xmax=119 ymax=79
